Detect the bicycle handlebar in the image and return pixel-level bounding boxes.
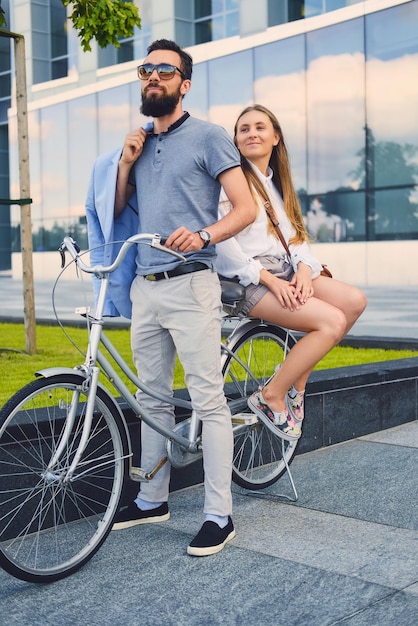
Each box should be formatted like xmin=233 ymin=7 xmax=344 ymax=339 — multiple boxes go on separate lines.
xmin=59 ymin=234 xmax=187 ymax=277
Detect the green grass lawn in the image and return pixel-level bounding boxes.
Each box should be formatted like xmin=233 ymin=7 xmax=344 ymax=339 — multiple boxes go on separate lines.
xmin=1 ymin=322 xmax=418 ymax=408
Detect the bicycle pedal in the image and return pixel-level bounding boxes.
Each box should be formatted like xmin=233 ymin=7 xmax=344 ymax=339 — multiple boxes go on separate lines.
xmin=129 ymin=467 xmax=150 ymax=482
xmin=231 ymin=413 xmax=258 ymax=425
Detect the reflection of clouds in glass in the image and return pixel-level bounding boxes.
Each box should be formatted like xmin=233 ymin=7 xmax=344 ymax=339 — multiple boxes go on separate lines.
xmin=28 ymin=118 xmax=42 ymax=142
xmin=40 ymin=117 xmax=58 ymax=141
xmin=42 ymin=172 xmax=67 ymax=195
xmin=99 ymin=104 xmax=131 ymax=132
xmin=187 ymin=105 xmax=208 ymax=122
xmin=367 ymin=54 xmax=418 ymax=144
xmin=68 ymin=202 xmax=86 ymax=218
xmin=411 ymin=187 xmax=418 ymax=207
xmin=254 ymin=72 xmax=306 ymax=189
xmin=9 ymin=176 xmax=41 ymax=204
xmin=254 ymin=72 xmax=305 ymax=122
xmin=307 ymin=52 xmax=365 ymax=192
xmin=208 ymin=103 xmax=252 ymax=137
xmin=42 ymin=171 xmax=68 ymax=197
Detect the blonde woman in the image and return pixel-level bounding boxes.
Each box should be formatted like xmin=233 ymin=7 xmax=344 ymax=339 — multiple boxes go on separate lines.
xmin=216 ymin=105 xmax=367 ymax=441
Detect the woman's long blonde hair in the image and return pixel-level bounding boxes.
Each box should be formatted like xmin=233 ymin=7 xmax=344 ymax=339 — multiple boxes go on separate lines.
xmin=234 ymin=104 xmax=308 ymax=245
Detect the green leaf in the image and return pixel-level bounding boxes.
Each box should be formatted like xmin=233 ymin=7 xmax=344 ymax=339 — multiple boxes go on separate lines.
xmin=0 ymin=5 xmax=7 ymax=29
xmin=63 ymin=0 xmax=141 ymax=52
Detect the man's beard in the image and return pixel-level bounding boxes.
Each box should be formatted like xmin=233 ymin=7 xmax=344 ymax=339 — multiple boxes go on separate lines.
xmin=141 ymin=86 xmax=182 ymax=117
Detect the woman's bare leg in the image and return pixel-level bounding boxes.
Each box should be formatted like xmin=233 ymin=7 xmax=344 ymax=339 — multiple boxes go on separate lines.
xmin=248 ymin=277 xmax=367 ymax=414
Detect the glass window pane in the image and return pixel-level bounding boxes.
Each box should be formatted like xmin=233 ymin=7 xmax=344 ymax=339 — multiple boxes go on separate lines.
xmin=0 ymin=74 xmax=10 ymax=98
xmin=268 ymin=0 xmax=287 ymax=26
xmin=226 ymin=0 xmax=239 ymax=10
xmin=225 ymin=11 xmax=239 ymax=37
xmin=195 ymin=20 xmax=212 ymax=44
xmin=39 ymin=103 xmax=69 ymax=244
xmin=307 ymin=18 xmax=365 ymax=195
xmin=0 ymin=36 xmax=11 ymax=73
xmin=175 ymin=20 xmax=194 ymax=48
xmin=306 ymin=191 xmax=366 ymax=242
xmin=254 ymin=36 xmax=307 ymax=193
xmin=373 ymin=187 xmax=418 ymax=240
xmin=289 ymin=0 xmax=304 ymax=22
xmin=129 ymin=82 xmax=148 ymax=129
xmin=175 ymin=0 xmax=193 ymax=20
xmin=0 ymin=100 xmax=11 ymax=122
xmin=184 ymin=62 xmax=208 ymax=120
xmin=31 ymin=4 xmax=49 ymax=32
xmin=118 ymin=39 xmax=134 ymax=64
xmin=304 ymin=1 xmax=323 ymax=18
xmin=51 ymin=58 xmax=67 ymax=80
xmin=211 ymin=16 xmax=224 ymax=40
xmin=50 ymin=3 xmax=67 ymax=57
xmin=212 ymin=0 xmax=224 ymax=14
xmin=98 ymin=46 xmax=117 ymax=69
xmin=33 ymin=59 xmax=50 ymax=84
xmin=68 ymin=95 xmax=98 ymax=228
xmin=32 ymin=32 xmax=50 ymax=58
xmin=98 ymin=85 xmax=132 ymax=153
xmin=208 ymin=50 xmax=253 ymax=134
xmin=365 ymin=1 xmax=418 ymax=187
xmin=326 ymin=1 xmax=349 ymax=11
xmin=195 ymin=0 xmax=212 ymax=19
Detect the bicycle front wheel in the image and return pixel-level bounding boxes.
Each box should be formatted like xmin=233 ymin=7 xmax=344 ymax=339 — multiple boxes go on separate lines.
xmin=222 ymin=322 xmax=298 ymax=490
xmin=0 ymin=374 xmax=128 ymax=583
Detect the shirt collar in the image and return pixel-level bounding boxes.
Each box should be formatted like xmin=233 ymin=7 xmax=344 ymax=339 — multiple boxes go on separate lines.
xmin=247 ymin=159 xmax=273 ymax=186
xmin=146 ymin=111 xmax=190 ymax=136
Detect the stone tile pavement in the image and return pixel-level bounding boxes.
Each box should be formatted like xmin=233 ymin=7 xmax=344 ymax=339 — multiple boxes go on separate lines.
xmin=0 ymin=422 xmax=417 ymax=625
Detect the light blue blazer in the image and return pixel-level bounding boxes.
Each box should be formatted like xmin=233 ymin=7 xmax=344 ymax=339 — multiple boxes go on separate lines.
xmin=85 ymin=147 xmax=138 ymax=319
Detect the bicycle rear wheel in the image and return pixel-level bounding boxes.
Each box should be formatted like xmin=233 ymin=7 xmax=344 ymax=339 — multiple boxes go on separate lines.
xmin=222 ymin=322 xmax=298 ymax=490
xmin=0 ymin=374 xmax=128 ymax=583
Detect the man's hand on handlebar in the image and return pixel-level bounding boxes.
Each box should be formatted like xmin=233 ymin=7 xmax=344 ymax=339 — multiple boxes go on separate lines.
xmin=165 ymin=227 xmax=205 ymax=253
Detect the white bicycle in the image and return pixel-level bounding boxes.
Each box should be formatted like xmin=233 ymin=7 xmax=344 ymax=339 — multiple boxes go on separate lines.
xmin=0 ymin=234 xmax=298 ymax=582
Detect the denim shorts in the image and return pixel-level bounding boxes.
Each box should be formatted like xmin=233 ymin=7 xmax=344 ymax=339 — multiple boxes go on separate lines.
xmin=233 ymin=255 xmax=294 ymax=317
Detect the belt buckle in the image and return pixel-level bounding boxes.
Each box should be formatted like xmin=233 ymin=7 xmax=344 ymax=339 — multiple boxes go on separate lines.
xmin=145 ymin=274 xmax=157 ymax=281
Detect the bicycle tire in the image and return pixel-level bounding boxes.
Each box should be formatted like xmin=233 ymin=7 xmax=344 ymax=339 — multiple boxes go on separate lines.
xmin=222 ymin=322 xmax=299 ymax=490
xmin=0 ymin=374 xmax=128 ymax=583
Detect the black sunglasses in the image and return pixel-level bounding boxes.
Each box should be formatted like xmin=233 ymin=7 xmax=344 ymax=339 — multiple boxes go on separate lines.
xmin=137 ymin=63 xmax=187 ymax=81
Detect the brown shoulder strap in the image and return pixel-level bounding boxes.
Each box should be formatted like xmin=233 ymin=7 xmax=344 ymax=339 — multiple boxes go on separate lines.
xmin=263 ymin=202 xmax=291 ymax=257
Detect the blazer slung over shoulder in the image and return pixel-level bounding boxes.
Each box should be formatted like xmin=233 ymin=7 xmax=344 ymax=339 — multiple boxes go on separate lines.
xmin=86 ymin=147 xmax=138 ymax=319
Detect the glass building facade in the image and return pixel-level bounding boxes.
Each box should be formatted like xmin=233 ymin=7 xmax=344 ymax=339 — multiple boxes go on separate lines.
xmin=3 ymin=0 xmax=418 ymax=283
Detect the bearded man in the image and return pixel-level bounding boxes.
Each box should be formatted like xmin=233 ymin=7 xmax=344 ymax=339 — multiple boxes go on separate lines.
xmin=86 ymin=39 xmax=255 ymax=556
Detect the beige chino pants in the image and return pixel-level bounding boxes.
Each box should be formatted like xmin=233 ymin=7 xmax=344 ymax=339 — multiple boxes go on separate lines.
xmin=130 ymin=269 xmax=233 ymax=517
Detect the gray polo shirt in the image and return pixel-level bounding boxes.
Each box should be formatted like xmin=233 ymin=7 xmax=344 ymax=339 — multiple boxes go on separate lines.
xmin=128 ymin=114 xmax=241 ymax=274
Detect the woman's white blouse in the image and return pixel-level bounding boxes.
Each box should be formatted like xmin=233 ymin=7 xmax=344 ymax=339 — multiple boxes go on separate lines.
xmin=215 ymin=164 xmax=322 ymax=286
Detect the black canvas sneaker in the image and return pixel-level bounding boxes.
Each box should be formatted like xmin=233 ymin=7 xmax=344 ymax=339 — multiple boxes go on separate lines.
xmin=112 ymin=501 xmax=169 ymax=530
xmin=187 ymin=517 xmax=235 ymax=556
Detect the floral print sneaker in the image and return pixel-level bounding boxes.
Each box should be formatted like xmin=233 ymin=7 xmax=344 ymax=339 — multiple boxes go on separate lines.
xmin=248 ymin=390 xmax=301 ymax=442
xmin=286 ymin=386 xmax=305 ymax=424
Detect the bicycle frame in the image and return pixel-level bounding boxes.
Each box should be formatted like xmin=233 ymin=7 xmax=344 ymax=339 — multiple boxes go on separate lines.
xmin=0 ymin=235 xmax=300 ymax=584
xmin=39 ymin=235 xmax=280 ymax=483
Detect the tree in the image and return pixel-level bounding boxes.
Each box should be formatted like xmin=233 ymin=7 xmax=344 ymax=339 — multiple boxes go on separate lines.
xmin=62 ymin=0 xmax=141 ymax=52
xmin=0 ymin=1 xmax=141 ymax=51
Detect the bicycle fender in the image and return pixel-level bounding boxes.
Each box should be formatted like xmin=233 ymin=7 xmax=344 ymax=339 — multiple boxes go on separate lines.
xmin=224 ymin=319 xmax=297 ymax=350
xmin=35 ymin=367 xmax=88 ymax=379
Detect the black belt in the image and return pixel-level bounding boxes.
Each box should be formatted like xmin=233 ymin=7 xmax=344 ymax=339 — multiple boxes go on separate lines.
xmin=144 ymin=261 xmax=208 ymax=282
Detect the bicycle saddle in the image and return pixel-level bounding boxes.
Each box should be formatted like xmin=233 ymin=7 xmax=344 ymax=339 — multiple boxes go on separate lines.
xmin=219 ymin=278 xmax=245 ymax=306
